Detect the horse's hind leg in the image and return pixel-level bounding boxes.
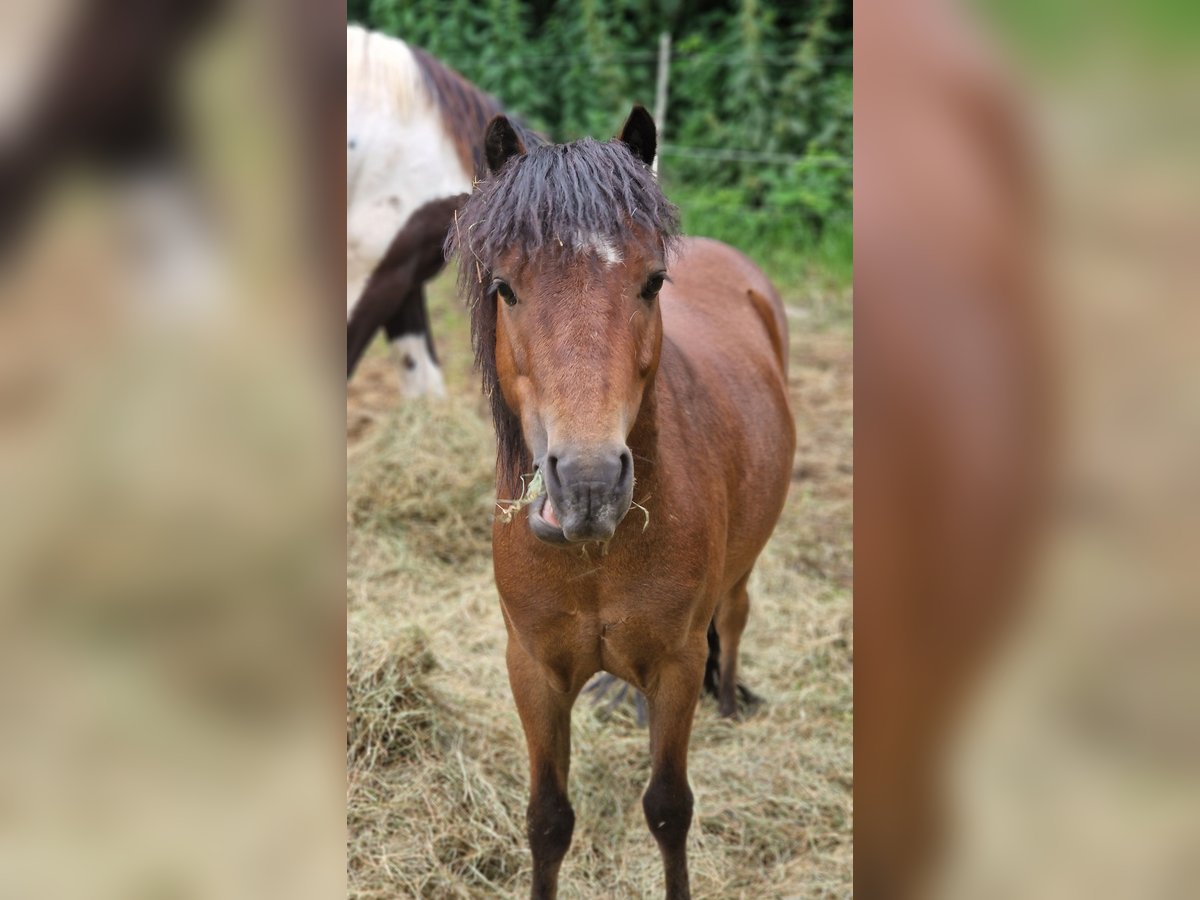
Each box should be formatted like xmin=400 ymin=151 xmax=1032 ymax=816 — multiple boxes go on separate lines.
xmin=583 ymin=672 xmax=648 ymax=725
xmin=714 ymin=573 xmax=754 ymax=719
xmin=506 ymin=639 xmax=577 ymax=900
xmin=643 ymin=638 xmax=707 ymax=900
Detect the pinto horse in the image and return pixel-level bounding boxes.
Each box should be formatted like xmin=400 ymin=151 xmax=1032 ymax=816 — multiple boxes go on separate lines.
xmin=345 ymin=191 xmax=467 ymax=378
xmin=346 ymin=25 xmax=537 ymax=389
xmin=450 ymin=107 xmax=795 ymax=900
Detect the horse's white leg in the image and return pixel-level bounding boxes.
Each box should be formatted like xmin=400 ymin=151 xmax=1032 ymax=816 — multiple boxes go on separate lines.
xmin=389 ymin=333 xmax=445 ymax=398
xmin=380 ymin=283 xmax=445 ymax=397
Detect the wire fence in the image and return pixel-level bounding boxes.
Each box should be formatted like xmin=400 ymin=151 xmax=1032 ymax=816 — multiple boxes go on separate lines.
xmin=658 ymin=145 xmax=849 ymax=166
xmin=437 ymin=50 xmax=853 ymax=67
xmin=432 ymin=50 xmax=851 ymax=170
xmin=429 ymin=47 xmax=851 ymax=229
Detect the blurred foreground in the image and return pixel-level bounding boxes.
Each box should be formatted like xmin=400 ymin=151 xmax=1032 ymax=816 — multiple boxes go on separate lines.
xmin=858 ymin=0 xmax=1200 ymax=897
xmin=0 ymin=2 xmax=344 ymax=897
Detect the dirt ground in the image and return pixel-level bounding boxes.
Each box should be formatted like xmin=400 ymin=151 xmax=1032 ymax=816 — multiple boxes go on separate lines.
xmin=347 ymin=271 xmax=852 ymax=898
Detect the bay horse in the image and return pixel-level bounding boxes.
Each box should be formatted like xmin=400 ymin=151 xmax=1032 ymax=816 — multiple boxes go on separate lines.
xmin=450 ymin=107 xmax=795 ymax=900
xmin=346 ymin=25 xmax=537 ymax=388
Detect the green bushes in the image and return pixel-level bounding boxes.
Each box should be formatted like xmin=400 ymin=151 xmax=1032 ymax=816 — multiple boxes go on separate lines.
xmin=349 ymin=0 xmax=852 ymax=286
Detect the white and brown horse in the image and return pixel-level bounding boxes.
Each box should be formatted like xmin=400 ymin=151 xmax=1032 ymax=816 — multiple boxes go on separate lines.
xmin=346 ymin=25 xmax=537 ymax=389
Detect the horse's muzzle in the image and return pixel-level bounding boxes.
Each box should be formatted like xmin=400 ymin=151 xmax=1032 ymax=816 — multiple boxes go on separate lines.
xmin=534 ymin=444 xmax=634 ymax=544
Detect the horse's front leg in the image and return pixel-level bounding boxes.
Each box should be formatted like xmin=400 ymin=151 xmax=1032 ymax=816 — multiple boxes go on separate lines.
xmin=643 ymin=636 xmax=708 ymax=900
xmin=506 ymin=637 xmax=579 ymax=900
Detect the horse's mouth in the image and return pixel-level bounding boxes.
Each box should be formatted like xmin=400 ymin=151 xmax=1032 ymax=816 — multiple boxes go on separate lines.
xmin=528 ymin=493 xmax=570 ymax=545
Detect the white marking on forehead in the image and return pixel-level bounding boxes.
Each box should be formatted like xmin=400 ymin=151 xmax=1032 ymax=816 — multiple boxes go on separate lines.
xmin=579 ymin=234 xmax=622 ymax=266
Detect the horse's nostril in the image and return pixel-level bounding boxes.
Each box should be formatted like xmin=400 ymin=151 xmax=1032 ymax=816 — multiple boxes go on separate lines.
xmin=546 ymin=446 xmax=631 ymax=507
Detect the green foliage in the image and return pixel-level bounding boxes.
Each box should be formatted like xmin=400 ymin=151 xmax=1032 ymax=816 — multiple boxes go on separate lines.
xmin=349 ymin=0 xmax=852 ymax=288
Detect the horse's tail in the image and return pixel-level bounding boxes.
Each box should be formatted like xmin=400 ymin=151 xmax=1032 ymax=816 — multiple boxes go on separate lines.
xmin=746 ymin=286 xmax=789 ymax=376
xmin=703 ymin=619 xmax=722 ymax=698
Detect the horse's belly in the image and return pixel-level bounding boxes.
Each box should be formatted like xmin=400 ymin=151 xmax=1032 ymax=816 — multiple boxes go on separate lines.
xmin=723 ymin=418 xmax=796 ymax=578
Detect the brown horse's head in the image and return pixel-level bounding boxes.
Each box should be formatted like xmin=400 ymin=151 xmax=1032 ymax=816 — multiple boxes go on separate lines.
xmin=450 ymin=107 xmax=679 ymax=545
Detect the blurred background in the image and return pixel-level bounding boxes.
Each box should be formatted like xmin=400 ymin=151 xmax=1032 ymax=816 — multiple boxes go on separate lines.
xmin=942 ymin=0 xmax=1200 ymax=893
xmin=349 ymin=0 xmax=852 ymax=290
xmin=857 ymin=0 xmax=1200 ymax=898
xmin=0 ymin=1 xmax=344 ymax=897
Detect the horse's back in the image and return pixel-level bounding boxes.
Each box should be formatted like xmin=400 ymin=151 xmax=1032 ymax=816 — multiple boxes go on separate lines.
xmin=663 ymin=236 xmax=789 ymax=377
xmin=346 ymin=25 xmax=473 ymax=307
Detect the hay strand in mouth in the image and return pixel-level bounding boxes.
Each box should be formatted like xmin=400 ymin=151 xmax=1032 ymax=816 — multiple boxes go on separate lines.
xmin=630 ymin=495 xmax=652 ymax=532
xmin=495 ymin=470 xmax=545 ymax=524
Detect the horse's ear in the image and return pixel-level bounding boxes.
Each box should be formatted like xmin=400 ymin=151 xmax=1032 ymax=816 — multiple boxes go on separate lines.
xmin=484 ymin=115 xmax=526 ymax=175
xmin=618 ymin=105 xmax=656 ymax=167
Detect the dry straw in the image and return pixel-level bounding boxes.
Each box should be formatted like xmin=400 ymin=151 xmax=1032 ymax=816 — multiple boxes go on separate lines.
xmin=346 ymin=276 xmax=852 ymax=898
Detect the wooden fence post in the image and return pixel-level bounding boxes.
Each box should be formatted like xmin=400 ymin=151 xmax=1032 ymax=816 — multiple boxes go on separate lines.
xmin=652 ymin=31 xmax=671 ymax=177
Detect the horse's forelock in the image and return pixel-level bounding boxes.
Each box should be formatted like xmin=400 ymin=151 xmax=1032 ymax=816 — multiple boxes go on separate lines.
xmin=449 ymin=136 xmax=680 ymax=489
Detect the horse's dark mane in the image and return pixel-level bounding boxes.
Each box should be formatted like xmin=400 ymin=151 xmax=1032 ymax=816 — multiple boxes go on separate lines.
xmin=409 ymin=47 xmax=542 ymax=180
xmin=447 ymin=136 xmax=680 ymax=491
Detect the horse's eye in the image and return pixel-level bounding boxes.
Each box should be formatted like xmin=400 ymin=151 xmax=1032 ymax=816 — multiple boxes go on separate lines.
xmin=640 ymin=272 xmax=666 ymax=301
xmin=492 ymin=280 xmax=517 ymax=306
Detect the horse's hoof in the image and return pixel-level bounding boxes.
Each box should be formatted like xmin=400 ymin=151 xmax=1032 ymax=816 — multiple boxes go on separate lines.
xmin=718 ymin=682 xmax=765 ymax=720
xmin=583 ymin=672 xmax=647 ymax=726
xmin=737 ymin=682 xmax=764 ymax=708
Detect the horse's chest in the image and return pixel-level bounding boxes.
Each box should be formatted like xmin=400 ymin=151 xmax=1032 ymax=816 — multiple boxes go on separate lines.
xmin=501 ymin=573 xmax=698 ymax=692
xmin=594 ymin=605 xmax=691 ymax=689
